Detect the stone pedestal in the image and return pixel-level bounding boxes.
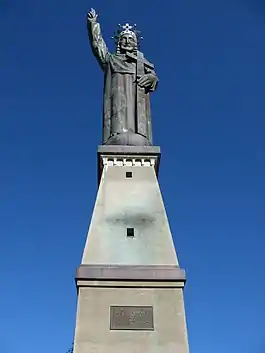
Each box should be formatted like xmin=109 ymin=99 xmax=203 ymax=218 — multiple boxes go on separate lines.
xmin=73 ymin=146 xmax=189 ymax=353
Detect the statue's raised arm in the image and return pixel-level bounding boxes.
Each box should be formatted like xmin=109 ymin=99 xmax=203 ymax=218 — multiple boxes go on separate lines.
xmin=87 ymin=8 xmax=108 ymax=69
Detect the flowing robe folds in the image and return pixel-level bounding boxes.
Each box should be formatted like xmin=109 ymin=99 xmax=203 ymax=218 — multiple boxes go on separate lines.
xmin=88 ymin=20 xmax=158 ymax=145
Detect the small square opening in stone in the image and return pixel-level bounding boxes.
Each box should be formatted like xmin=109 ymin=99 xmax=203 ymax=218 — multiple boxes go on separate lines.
xmin=126 ymin=171 xmax=132 ymax=178
xmin=127 ymin=228 xmax=134 ymax=237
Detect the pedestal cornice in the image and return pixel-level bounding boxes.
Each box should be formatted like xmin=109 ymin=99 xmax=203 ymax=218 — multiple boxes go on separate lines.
xmin=97 ymin=145 xmax=161 ymax=184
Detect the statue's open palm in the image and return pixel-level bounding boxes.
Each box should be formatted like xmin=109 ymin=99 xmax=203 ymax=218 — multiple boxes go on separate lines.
xmin=87 ymin=8 xmax=98 ymax=22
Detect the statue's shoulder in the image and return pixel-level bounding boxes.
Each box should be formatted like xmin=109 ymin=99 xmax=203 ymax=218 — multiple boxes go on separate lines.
xmin=107 ymin=52 xmax=119 ymax=60
xmin=108 ymin=52 xmax=127 ymax=62
xmin=137 ymin=51 xmax=154 ymax=65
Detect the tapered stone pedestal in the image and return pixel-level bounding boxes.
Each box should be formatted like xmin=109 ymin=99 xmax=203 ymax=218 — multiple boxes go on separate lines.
xmin=73 ymin=146 xmax=189 ymax=353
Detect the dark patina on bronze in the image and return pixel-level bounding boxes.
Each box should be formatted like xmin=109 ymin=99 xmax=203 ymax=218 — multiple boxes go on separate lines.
xmin=110 ymin=306 xmax=154 ymax=330
xmin=87 ymin=8 xmax=158 ymax=147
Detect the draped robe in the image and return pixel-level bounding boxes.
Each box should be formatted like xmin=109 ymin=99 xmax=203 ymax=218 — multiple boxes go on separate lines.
xmin=88 ymin=20 xmax=158 ymax=145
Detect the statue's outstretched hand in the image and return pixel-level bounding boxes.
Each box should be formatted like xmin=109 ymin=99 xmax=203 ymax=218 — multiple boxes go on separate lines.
xmin=137 ymin=74 xmax=156 ymax=90
xmin=87 ymin=8 xmax=98 ymax=22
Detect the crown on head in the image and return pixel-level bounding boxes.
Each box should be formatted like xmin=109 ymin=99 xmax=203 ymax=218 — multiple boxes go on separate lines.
xmin=112 ymin=23 xmax=143 ymax=45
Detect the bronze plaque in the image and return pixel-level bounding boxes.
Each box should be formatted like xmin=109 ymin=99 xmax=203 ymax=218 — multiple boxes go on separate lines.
xmin=110 ymin=306 xmax=154 ymax=330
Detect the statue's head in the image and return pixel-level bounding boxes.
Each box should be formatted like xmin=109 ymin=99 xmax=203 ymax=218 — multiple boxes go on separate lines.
xmin=113 ymin=23 xmax=142 ymax=54
xmin=118 ymin=33 xmax=137 ymax=53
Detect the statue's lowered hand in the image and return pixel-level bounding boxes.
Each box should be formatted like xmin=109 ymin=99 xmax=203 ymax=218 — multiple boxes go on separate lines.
xmin=87 ymin=8 xmax=98 ymax=22
xmin=137 ymin=74 xmax=156 ymax=90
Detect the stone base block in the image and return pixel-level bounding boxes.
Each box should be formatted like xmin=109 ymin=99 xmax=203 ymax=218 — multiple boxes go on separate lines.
xmin=73 ymin=265 xmax=189 ymax=353
xmin=73 ymin=281 xmax=189 ymax=353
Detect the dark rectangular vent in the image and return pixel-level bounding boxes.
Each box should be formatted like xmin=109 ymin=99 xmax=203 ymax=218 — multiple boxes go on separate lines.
xmin=127 ymin=228 xmax=134 ymax=237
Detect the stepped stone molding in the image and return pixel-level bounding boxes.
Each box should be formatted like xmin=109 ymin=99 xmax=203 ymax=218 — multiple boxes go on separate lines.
xmin=76 ymin=264 xmax=186 ymax=283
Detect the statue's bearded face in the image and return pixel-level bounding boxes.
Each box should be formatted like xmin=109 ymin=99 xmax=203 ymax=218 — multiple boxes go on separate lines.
xmin=118 ymin=34 xmax=137 ymax=53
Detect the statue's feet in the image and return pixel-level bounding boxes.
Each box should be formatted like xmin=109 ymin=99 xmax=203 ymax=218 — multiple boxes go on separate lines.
xmin=105 ymin=131 xmax=151 ymax=146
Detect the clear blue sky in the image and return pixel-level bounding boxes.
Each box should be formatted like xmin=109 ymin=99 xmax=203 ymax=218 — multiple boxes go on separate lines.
xmin=1 ymin=0 xmax=264 ymax=352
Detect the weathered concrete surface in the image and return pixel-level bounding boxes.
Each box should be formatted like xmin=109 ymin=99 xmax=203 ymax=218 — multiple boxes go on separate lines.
xmin=73 ymin=284 xmax=189 ymax=353
xmin=73 ymin=159 xmax=189 ymax=353
xmin=76 ymin=264 xmax=186 ymax=282
xmin=81 ymin=163 xmax=178 ymax=266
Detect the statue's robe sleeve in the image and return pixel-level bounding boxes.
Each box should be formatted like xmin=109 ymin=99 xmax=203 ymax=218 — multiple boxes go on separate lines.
xmin=87 ymin=21 xmax=109 ymax=68
xmin=87 ymin=21 xmax=111 ymax=142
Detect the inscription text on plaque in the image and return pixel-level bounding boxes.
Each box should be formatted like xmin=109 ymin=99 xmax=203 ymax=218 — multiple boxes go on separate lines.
xmin=110 ymin=306 xmax=154 ymax=330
